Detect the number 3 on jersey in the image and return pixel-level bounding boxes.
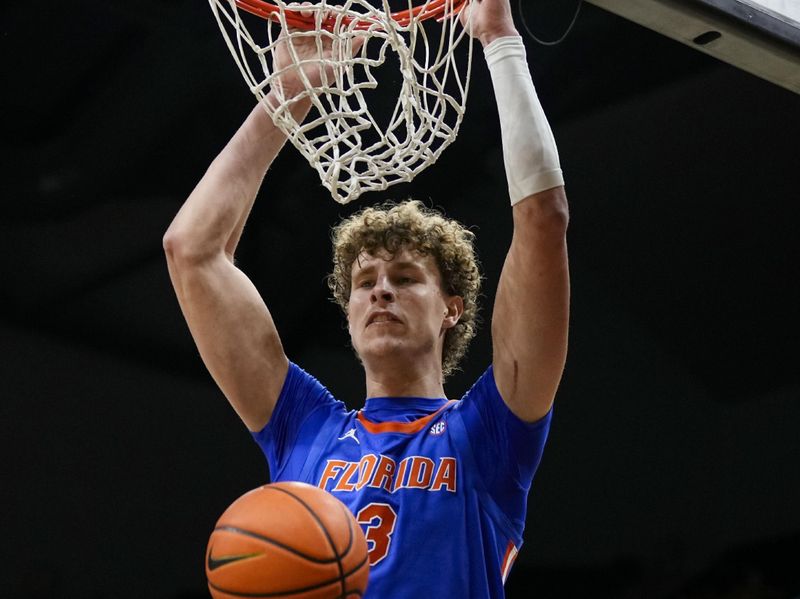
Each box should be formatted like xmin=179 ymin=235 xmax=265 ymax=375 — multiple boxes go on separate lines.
xmin=356 ymin=503 xmax=397 ymax=565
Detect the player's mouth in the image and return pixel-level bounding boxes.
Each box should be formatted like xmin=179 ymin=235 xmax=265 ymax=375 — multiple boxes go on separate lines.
xmin=366 ymin=311 xmax=402 ymax=327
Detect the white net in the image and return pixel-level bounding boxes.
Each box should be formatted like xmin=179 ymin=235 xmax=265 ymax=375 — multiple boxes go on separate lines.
xmin=208 ymin=0 xmax=473 ymax=203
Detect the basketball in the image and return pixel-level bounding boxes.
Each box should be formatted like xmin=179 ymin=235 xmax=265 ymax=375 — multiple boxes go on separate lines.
xmin=206 ymin=482 xmax=369 ymax=599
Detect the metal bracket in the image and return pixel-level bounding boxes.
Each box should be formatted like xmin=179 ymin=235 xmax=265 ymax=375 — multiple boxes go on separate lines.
xmin=585 ymin=0 xmax=800 ymax=94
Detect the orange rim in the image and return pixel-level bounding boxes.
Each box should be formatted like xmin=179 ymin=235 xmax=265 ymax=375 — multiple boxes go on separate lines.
xmin=233 ymin=0 xmax=469 ymax=31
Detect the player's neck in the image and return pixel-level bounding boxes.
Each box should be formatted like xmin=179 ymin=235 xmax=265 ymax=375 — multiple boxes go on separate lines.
xmin=363 ymin=360 xmax=445 ymax=399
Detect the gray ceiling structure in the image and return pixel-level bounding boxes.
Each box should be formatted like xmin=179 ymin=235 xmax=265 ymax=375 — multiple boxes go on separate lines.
xmin=2 ymin=1 xmax=799 ymax=597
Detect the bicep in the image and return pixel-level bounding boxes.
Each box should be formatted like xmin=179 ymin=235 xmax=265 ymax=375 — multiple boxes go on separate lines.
xmin=166 ymin=252 xmax=288 ymax=431
xmin=491 ymin=187 xmax=570 ymax=422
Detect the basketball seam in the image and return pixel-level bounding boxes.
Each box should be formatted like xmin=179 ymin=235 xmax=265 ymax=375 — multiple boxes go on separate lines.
xmin=212 ymin=525 xmax=338 ymax=564
xmin=268 ymin=486 xmax=347 ymax=598
xmin=338 ymin=502 xmax=355 ymax=557
xmin=208 ymin=553 xmax=369 ymax=598
xmin=339 ymin=502 xmax=357 ymax=595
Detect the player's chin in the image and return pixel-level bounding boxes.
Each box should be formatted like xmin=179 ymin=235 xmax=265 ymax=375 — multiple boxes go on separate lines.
xmin=358 ymin=336 xmax=406 ymax=358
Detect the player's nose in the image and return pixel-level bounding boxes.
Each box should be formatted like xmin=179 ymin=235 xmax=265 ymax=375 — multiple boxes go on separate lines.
xmin=370 ymin=276 xmax=395 ymax=304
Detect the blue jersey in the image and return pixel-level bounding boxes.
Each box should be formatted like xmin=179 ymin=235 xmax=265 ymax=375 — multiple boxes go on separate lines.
xmin=252 ymin=362 xmax=551 ymax=598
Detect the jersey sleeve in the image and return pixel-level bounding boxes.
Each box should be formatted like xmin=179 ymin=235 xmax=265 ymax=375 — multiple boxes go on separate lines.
xmin=455 ymin=366 xmax=552 ymax=526
xmin=251 ymin=362 xmax=344 ymax=480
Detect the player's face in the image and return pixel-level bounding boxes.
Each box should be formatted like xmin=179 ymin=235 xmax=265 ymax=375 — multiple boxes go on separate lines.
xmin=347 ymin=246 xmax=460 ymax=372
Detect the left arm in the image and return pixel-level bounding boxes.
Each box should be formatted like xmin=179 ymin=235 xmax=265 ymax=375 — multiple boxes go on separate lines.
xmin=464 ymin=0 xmax=570 ymax=422
xmin=493 ymin=187 xmax=569 ymax=422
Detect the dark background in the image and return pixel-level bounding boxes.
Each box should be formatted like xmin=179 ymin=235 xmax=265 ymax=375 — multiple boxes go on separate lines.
xmin=2 ymin=1 xmax=799 ymax=598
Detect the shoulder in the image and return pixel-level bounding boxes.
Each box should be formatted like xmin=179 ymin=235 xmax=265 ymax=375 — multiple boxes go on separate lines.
xmin=452 ymin=366 xmax=553 ymax=487
xmin=261 ymin=362 xmax=349 ymax=433
xmin=455 ymin=365 xmax=552 ymax=432
xmin=281 ymin=361 xmax=327 ymax=394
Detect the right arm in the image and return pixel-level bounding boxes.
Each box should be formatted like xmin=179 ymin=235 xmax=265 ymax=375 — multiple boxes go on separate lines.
xmin=164 ymin=17 xmax=359 ymax=431
xmin=163 ymin=95 xmax=311 ymax=432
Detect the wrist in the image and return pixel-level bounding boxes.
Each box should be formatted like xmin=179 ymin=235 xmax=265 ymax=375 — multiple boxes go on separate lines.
xmin=479 ymin=27 xmax=521 ymax=48
xmin=266 ymin=87 xmax=301 ymax=106
xmin=484 ymin=36 xmax=564 ymax=205
xmin=265 ymin=90 xmax=312 ymax=116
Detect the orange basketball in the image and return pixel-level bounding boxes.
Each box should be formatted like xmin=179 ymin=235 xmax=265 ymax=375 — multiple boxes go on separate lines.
xmin=206 ymin=482 xmax=369 ymax=599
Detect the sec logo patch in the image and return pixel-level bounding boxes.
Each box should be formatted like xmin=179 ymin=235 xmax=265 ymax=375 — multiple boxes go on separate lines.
xmin=429 ymin=421 xmax=447 ymax=436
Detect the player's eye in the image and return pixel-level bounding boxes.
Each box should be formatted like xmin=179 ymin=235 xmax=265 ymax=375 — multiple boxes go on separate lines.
xmin=358 ymin=280 xmax=374 ymax=288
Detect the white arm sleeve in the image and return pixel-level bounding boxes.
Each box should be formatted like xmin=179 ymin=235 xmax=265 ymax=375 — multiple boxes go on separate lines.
xmin=485 ymin=36 xmax=564 ymax=205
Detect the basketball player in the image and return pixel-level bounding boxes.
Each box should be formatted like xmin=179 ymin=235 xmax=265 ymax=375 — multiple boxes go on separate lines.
xmin=164 ymin=0 xmax=569 ymax=595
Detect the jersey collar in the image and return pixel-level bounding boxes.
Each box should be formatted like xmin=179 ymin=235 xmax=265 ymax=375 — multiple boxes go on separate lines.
xmin=358 ymin=397 xmax=453 ymax=434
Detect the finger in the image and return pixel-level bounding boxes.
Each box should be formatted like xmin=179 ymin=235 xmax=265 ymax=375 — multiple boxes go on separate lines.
xmin=284 ymin=1 xmax=312 ymax=20
xmin=350 ymin=33 xmax=366 ymax=55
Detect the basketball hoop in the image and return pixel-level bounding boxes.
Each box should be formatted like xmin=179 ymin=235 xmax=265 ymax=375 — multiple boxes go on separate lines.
xmin=208 ymin=0 xmax=474 ymax=203
xmin=233 ymin=0 xmax=467 ymax=30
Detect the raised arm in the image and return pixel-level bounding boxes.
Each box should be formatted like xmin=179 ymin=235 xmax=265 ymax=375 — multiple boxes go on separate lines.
xmin=163 ymin=25 xmax=352 ymax=432
xmin=464 ymin=0 xmax=570 ymax=422
xmin=163 ymin=98 xmax=299 ymax=432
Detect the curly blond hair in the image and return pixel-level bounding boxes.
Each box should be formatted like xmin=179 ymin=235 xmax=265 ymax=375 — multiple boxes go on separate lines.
xmin=328 ymin=200 xmax=481 ymax=378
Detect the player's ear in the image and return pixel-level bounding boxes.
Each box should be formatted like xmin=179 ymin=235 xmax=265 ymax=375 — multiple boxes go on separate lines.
xmin=442 ymin=295 xmax=463 ymax=330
